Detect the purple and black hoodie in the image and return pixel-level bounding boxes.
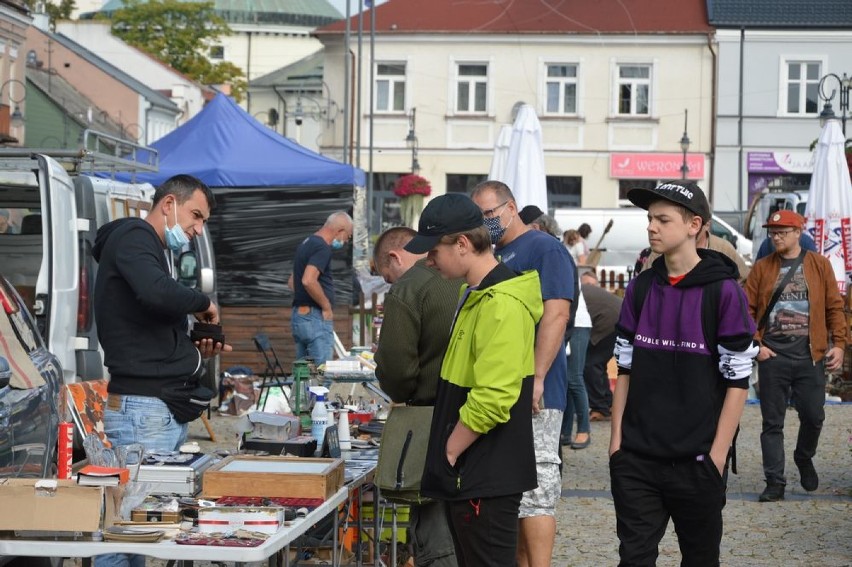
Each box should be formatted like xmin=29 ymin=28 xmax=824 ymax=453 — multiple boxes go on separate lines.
xmin=614 ymin=250 xmax=758 ymax=459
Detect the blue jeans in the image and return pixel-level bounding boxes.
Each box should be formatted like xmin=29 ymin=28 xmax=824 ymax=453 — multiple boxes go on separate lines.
xmin=95 ymin=395 xmax=188 ymax=567
xmin=562 ymin=326 xmax=591 ymax=439
xmin=291 ymin=306 xmax=334 ymax=365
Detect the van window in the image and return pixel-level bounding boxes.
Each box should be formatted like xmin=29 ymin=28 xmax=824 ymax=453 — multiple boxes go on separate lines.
xmin=710 ymin=219 xmax=735 ymax=246
xmin=0 ymin=208 xmax=37 ymax=235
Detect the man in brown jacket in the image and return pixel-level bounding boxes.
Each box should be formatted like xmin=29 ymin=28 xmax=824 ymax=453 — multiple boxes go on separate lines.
xmin=744 ymin=210 xmax=848 ymax=503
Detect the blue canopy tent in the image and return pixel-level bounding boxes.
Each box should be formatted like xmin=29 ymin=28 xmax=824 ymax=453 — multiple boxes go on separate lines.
xmin=115 ymin=92 xmax=364 ymax=188
xmin=118 ymin=93 xmax=365 ymax=307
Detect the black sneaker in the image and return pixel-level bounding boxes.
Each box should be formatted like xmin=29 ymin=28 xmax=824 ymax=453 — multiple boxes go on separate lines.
xmin=758 ymin=483 xmax=785 ymax=502
xmin=796 ymin=459 xmax=819 ymax=491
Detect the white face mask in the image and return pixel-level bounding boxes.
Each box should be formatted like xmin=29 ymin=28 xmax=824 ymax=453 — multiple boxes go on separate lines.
xmin=164 ymin=201 xmax=189 ymax=252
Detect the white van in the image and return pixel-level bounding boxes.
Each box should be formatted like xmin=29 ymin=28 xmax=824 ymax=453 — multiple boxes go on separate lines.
xmin=0 ymin=131 xmax=217 ymax=386
xmin=553 ymin=208 xmax=753 ymax=277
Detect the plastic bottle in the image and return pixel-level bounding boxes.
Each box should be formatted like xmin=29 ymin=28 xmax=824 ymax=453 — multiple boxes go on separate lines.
xmin=310 ymin=386 xmax=330 ymax=451
xmin=337 ymin=408 xmax=351 ymax=451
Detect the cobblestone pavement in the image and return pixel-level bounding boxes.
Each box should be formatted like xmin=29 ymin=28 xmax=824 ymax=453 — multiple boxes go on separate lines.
xmin=76 ymin=402 xmax=852 ymax=566
xmin=556 ymin=403 xmax=852 ymax=566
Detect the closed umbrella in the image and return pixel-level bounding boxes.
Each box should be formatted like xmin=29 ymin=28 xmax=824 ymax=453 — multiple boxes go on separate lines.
xmin=493 ymin=104 xmax=548 ymax=212
xmin=488 ymin=125 xmax=513 ymax=180
xmin=805 ymin=119 xmax=852 ymax=295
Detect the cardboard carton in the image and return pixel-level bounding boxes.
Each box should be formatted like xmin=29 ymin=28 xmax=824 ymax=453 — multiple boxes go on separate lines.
xmin=0 ymin=479 xmax=103 ymax=532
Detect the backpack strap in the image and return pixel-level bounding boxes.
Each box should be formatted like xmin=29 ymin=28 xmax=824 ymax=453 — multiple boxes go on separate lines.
xmin=630 ymin=268 xmax=655 ymax=322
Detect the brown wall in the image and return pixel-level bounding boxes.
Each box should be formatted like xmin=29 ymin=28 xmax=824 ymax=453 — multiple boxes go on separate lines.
xmin=25 ymin=26 xmax=140 ymax=129
xmin=220 ymin=306 xmax=353 ymax=375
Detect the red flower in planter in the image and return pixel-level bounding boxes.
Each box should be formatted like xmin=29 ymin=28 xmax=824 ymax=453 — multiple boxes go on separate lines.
xmin=393 ymin=174 xmax=432 ymax=198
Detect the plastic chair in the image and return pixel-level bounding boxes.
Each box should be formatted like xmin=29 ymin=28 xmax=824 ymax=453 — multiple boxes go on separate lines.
xmin=253 ymin=333 xmax=292 ymax=411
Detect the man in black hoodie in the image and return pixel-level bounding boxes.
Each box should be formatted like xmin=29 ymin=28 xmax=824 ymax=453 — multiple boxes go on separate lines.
xmin=93 ymin=175 xmax=227 ymax=566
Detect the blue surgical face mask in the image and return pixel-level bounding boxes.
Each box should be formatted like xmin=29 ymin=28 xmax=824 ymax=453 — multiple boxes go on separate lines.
xmin=164 ymin=203 xmax=189 ymax=252
xmin=331 ymin=239 xmax=345 ymax=250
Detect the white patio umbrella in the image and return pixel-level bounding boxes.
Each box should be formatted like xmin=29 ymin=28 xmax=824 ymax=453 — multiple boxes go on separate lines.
xmin=488 ymin=124 xmax=513 ymax=180
xmin=490 ymin=104 xmax=548 ymax=212
xmin=804 ymin=119 xmax=852 ymax=295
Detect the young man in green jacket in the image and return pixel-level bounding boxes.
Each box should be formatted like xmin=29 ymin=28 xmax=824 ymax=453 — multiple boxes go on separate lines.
xmin=405 ymin=193 xmax=543 ymax=567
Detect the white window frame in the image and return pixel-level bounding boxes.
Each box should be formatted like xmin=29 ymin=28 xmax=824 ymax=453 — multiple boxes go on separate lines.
xmin=542 ymin=62 xmax=579 ymax=116
xmin=614 ymin=63 xmax=652 ymax=117
xmin=778 ymin=56 xmax=825 ymax=117
xmin=374 ymin=61 xmax=407 ymax=114
xmin=453 ymin=61 xmax=489 ymax=115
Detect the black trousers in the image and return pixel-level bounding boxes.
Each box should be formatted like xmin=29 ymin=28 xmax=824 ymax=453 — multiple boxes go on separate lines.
xmin=757 ymin=353 xmax=826 ymax=485
xmin=446 ymin=494 xmax=522 ymax=567
xmin=584 ymin=331 xmax=616 ymax=414
xmin=610 ymin=449 xmax=727 ymax=567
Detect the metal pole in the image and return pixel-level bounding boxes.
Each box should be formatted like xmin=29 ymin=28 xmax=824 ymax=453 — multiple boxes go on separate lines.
xmin=343 ymin=1 xmax=351 ymax=164
xmin=356 ymin=0 xmax=363 ymax=169
xmin=411 ymin=108 xmax=417 ymax=173
xmin=680 ymin=109 xmax=690 ymax=180
xmin=367 ymin=2 xmax=376 ymax=234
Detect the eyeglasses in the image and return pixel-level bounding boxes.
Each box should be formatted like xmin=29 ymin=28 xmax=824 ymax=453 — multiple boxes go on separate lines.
xmin=768 ymin=229 xmax=796 ymax=238
xmin=480 ymin=200 xmax=509 ymax=219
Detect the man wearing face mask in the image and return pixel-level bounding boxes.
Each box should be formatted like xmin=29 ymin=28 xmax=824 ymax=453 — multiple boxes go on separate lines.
xmin=288 ymin=211 xmax=354 ymax=365
xmin=93 ymin=174 xmax=229 ymax=567
xmin=470 ymin=181 xmax=574 ymax=567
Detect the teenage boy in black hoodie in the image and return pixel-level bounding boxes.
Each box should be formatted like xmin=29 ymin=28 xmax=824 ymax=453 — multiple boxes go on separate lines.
xmin=610 ymin=181 xmax=758 ymax=566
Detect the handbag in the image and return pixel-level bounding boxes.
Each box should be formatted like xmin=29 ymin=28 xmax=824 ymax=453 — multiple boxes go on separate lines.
xmin=375 ymin=405 xmax=434 ymax=504
xmin=160 ymin=378 xmax=216 ymax=424
xmin=756 ymin=249 xmax=806 ymax=332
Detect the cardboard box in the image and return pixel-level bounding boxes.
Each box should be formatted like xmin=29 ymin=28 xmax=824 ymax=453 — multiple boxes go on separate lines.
xmin=242 ymin=412 xmax=300 ymax=442
xmin=0 ymin=479 xmax=103 ymax=532
xmin=202 ymin=455 xmax=344 ymax=500
xmin=197 ymin=507 xmax=284 ymax=535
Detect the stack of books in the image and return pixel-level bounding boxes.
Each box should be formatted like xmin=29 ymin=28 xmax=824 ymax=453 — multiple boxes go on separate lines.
xmin=76 ymin=465 xmax=129 ymax=486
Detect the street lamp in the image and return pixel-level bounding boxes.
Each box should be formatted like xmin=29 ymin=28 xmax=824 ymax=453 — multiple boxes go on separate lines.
xmin=817 ymin=72 xmax=850 ymax=135
xmin=679 ymin=108 xmax=690 ymax=180
xmin=0 ymin=79 xmax=26 ymax=129
xmin=405 ymin=107 xmax=420 ymax=174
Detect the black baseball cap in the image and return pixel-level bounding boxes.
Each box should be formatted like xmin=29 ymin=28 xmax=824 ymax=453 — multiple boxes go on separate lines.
xmin=518 ymin=205 xmax=545 ymax=225
xmin=627 ymin=181 xmax=711 ymax=223
xmin=404 ymin=194 xmax=484 ymax=254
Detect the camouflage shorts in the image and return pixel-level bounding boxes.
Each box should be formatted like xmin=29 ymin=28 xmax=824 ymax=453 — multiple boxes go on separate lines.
xmin=519 ymin=409 xmax=562 ymax=518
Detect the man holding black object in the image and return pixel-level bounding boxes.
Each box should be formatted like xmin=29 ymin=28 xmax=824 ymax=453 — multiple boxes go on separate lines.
xmin=93 ymin=174 xmax=230 ymax=567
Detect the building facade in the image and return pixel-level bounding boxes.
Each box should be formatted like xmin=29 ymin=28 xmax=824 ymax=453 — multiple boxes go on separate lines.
xmin=709 ymin=0 xmax=852 ymax=217
xmin=316 ymin=0 xmax=715 ymax=234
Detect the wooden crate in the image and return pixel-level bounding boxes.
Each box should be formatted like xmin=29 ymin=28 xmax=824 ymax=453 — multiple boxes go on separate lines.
xmin=202 ymin=455 xmax=344 ymax=500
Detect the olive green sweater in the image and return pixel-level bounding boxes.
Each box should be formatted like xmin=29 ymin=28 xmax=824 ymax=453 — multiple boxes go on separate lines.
xmin=374 ymin=260 xmax=463 ymax=405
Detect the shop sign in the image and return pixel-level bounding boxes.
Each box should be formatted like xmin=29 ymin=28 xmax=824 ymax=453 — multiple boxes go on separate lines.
xmin=610 ymin=153 xmax=705 ymax=179
xmin=747 ymin=151 xmax=814 ymax=174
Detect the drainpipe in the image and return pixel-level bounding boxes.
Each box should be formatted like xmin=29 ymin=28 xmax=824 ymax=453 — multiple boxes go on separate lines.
xmin=738 ymin=27 xmax=745 ymax=211
xmin=706 ymin=32 xmax=718 ymax=203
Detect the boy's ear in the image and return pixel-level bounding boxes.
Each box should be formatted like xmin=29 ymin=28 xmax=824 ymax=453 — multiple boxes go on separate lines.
xmin=688 ymin=215 xmax=704 ymax=237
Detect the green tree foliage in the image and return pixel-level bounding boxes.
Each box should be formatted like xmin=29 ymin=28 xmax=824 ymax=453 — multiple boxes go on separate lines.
xmin=109 ymin=0 xmax=245 ymax=100
xmin=23 ymin=0 xmax=76 ymax=29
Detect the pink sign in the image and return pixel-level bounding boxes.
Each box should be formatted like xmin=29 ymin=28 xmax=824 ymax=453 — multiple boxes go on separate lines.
xmin=610 ymin=153 xmax=706 ymax=180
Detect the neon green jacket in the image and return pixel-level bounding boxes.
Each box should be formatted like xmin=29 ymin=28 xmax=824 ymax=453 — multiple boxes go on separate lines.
xmin=421 ymin=263 xmax=543 ymax=500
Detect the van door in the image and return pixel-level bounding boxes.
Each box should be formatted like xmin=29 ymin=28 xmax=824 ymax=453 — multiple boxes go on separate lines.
xmin=35 ymin=155 xmax=79 ymax=386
